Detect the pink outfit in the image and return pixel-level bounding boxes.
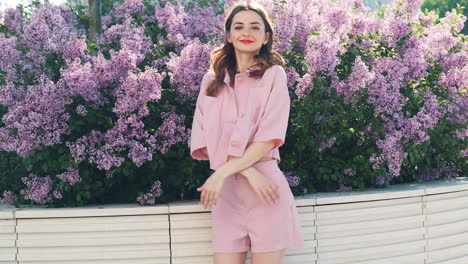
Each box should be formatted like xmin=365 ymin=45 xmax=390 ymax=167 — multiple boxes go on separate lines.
xmin=190 ymin=65 xmax=305 ymax=253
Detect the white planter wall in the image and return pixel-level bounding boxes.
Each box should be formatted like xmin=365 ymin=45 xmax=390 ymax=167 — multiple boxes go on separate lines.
xmin=0 ymin=177 xmax=466 ymax=264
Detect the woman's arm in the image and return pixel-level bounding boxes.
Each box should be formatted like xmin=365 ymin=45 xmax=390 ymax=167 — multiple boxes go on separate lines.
xmin=214 ymin=140 xmax=276 ymax=180
xmin=199 ymin=146 xmax=274 ymax=179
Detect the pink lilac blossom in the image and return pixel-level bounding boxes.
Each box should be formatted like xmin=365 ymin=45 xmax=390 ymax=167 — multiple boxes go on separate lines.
xmin=367 ymin=58 xmax=409 ymax=116
xmin=0 ymin=82 xmax=26 ymax=108
xmin=343 ymin=168 xmax=356 ymax=176
xmin=336 ymin=180 xmax=353 ymax=192
xmin=155 ymin=2 xmax=222 ymax=47
xmin=21 ymin=3 xmax=83 ymax=78
xmin=0 ymin=34 xmax=21 ymax=82
xmin=136 ymin=180 xmax=163 ymax=205
xmin=331 ymin=56 xmax=374 ymax=103
xmin=319 ymin=137 xmax=336 ymax=152
xmin=0 ymin=190 xmax=17 ymax=205
xmin=166 ymin=38 xmax=213 ymax=98
xmin=376 ymin=130 xmax=407 ymax=177
xmin=305 ymin=29 xmax=343 ymax=79
xmin=52 ymin=187 xmax=63 ymax=199
xmin=295 ymin=73 xmax=314 ymax=99
xmin=0 ymin=78 xmax=71 ymax=157
xmin=155 ymin=110 xmax=190 ymax=155
xmin=56 ymin=167 xmax=81 ymax=185
xmin=2 ymin=8 xmax=24 ymax=35
xmin=113 ymin=67 xmax=165 ymax=115
xmin=61 ymin=59 xmax=102 ymax=104
xmin=76 ymin=104 xmax=87 ymax=116
xmin=269 ymin=0 xmax=316 ymax=53
xmin=454 ymin=129 xmax=467 ymax=141
xmin=284 ymin=172 xmax=301 ymax=187
xmin=422 ymin=23 xmax=462 ymax=61
xmin=375 ymin=173 xmax=392 ymax=186
xmin=62 ymin=33 xmax=87 ymax=62
xmin=418 ymin=165 xmax=459 ymax=182
xmin=285 ymin=67 xmax=300 ymax=88
xmin=20 ymin=174 xmax=54 ymax=204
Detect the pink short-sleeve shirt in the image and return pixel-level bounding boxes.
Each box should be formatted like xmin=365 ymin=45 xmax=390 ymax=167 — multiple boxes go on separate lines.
xmin=190 ymin=65 xmax=290 ymax=171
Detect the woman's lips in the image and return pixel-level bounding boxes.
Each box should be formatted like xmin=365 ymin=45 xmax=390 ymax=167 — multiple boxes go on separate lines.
xmin=240 ymin=40 xmax=254 ymax=44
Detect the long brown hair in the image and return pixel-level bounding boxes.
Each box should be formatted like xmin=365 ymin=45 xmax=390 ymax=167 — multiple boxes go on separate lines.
xmin=205 ymin=1 xmax=285 ymax=97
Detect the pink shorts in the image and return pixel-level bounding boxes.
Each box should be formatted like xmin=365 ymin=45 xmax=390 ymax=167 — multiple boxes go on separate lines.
xmin=211 ymin=159 xmax=305 ymax=253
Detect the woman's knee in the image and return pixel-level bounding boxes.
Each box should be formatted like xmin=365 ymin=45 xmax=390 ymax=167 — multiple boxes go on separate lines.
xmin=251 ymin=248 xmax=286 ymax=264
xmin=214 ymin=252 xmax=248 ymax=264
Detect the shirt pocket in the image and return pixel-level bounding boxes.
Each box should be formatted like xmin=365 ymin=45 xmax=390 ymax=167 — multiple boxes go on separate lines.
xmin=250 ymin=85 xmax=271 ymax=124
xmin=202 ymin=95 xmax=221 ymax=133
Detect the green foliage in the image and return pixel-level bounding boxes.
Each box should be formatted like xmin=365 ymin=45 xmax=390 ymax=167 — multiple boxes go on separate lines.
xmin=422 ymin=0 xmax=467 ymax=34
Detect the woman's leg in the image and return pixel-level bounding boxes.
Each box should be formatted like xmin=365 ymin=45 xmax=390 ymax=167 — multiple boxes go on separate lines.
xmin=251 ymin=248 xmax=286 ymax=264
xmin=214 ymin=252 xmax=248 ymax=264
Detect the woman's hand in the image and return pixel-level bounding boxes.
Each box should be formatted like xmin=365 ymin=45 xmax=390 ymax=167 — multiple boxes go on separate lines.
xmin=245 ymin=169 xmax=280 ymax=206
xmin=196 ymin=172 xmax=225 ymax=210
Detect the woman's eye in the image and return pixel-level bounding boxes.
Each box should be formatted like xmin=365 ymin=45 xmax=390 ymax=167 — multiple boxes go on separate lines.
xmin=234 ymin=27 xmax=261 ymax=30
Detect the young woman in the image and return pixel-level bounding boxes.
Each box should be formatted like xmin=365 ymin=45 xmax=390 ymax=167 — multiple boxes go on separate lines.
xmin=190 ymin=1 xmax=305 ymax=263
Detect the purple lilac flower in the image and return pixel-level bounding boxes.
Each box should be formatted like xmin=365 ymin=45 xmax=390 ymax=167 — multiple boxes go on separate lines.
xmin=331 ymin=56 xmax=374 ymax=103
xmin=343 ymin=168 xmax=356 ymax=176
xmin=319 ymin=137 xmax=336 ymax=152
xmin=56 ymin=167 xmax=81 ymax=185
xmin=136 ymin=180 xmax=163 ymax=205
xmin=2 ymin=8 xmax=24 ymax=35
xmin=155 ymin=110 xmax=190 ymax=155
xmin=76 ymin=104 xmax=87 ymax=116
xmin=284 ymin=172 xmax=301 ymax=187
xmin=155 ymin=2 xmax=222 ymax=46
xmin=166 ymin=38 xmax=213 ymax=98
xmin=0 ymin=78 xmax=71 ymax=157
xmin=0 ymin=191 xmax=17 ymax=205
xmin=20 ymin=174 xmax=54 ymax=204
xmin=113 ymin=67 xmax=165 ymax=115
xmin=52 ymin=187 xmax=63 ymax=199
xmin=336 ymin=180 xmax=353 ymax=192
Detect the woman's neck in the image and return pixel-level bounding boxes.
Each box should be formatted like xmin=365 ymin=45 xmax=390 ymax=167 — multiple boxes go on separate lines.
xmin=235 ymin=53 xmax=257 ymax=73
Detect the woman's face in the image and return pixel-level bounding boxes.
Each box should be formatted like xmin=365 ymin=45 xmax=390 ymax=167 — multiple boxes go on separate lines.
xmin=227 ymin=10 xmax=270 ymax=56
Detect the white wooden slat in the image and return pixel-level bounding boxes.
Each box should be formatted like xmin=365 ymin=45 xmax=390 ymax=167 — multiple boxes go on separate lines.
xmin=316 ymin=215 xmax=425 ymax=239
xmin=22 ymin=260 xmax=165 ymax=264
xmin=317 ymin=202 xmax=422 ymax=221
xmin=317 ymin=240 xmax=425 ymax=264
xmin=427 ymin=232 xmax=468 ymax=251
xmin=424 ymin=196 xmax=468 ymax=214
xmin=429 ymin=255 xmax=468 ymax=264
xmin=343 ymin=252 xmax=426 ymax=264
xmin=17 ymin=249 xmax=170 ymax=261
xmin=18 ymin=229 xmax=167 ymax=240
xmin=425 ymin=207 xmax=468 ymax=226
xmin=426 ymin=220 xmax=468 ymax=238
xmin=317 ymin=228 xmax=425 ymax=252
xmin=427 ymin=244 xmax=468 ymax=263
xmin=171 ymin=241 xmax=212 ymax=257
xmin=315 ymin=197 xmax=422 ymax=213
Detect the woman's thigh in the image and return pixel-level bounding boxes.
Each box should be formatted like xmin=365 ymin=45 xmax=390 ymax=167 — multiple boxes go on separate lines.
xmin=213 ymin=252 xmax=247 ymax=264
xmin=251 ymin=248 xmax=286 ymax=264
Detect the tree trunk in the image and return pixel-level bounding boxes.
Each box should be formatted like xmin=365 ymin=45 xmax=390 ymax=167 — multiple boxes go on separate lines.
xmin=88 ymin=0 xmax=102 ymax=43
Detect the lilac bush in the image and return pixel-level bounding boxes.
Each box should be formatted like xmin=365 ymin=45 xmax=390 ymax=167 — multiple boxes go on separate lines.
xmin=0 ymin=0 xmax=466 ymax=206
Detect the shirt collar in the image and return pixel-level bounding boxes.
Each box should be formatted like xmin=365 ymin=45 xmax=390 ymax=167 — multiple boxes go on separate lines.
xmin=223 ymin=68 xmax=251 ymax=86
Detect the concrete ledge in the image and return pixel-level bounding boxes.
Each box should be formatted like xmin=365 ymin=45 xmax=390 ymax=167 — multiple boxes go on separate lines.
xmin=0 ymin=177 xmax=465 ymax=263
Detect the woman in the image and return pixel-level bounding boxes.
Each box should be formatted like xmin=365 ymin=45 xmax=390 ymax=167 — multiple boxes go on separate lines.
xmin=190 ymin=1 xmax=305 ymax=263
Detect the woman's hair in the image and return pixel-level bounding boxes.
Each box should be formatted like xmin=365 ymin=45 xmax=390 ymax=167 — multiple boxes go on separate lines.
xmin=205 ymin=0 xmax=285 ymax=97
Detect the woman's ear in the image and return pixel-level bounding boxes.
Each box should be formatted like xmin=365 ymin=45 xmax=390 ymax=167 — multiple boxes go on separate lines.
xmin=264 ymin=32 xmax=270 ymax=44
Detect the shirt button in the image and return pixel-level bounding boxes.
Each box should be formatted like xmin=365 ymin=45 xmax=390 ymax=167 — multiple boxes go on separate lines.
xmin=238 ymin=113 xmax=244 ymax=119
